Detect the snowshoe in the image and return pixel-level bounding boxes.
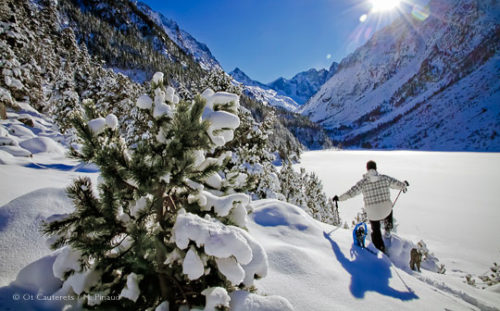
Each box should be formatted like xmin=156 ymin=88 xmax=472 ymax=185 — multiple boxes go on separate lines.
xmin=353 ymin=222 xmax=368 ymax=248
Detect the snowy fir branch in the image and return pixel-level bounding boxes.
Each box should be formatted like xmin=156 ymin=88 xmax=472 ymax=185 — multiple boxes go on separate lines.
xmin=42 ymin=72 xmax=280 ymax=310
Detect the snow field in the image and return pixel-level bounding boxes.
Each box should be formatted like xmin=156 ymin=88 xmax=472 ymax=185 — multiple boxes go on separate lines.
xmin=0 ymin=106 xmax=67 ymax=160
xmin=1 ymin=150 xmax=500 ymax=310
xmin=1 ymin=102 xmax=500 ymax=310
xmin=249 ymin=199 xmax=500 ymax=310
xmin=296 ymin=150 xmax=500 ymax=276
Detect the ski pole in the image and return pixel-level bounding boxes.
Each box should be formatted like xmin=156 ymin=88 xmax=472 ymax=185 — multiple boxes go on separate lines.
xmin=393 ymin=181 xmax=409 ymax=208
xmin=392 ymin=189 xmax=403 ymax=208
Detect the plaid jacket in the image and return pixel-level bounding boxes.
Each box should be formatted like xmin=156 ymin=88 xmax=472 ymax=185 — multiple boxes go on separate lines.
xmin=339 ymin=169 xmax=406 ymax=207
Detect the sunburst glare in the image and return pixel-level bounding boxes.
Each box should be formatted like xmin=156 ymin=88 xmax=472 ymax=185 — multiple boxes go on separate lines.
xmin=369 ymin=0 xmax=401 ymax=12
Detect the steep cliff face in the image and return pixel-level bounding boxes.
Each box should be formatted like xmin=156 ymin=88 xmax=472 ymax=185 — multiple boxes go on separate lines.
xmin=301 ymin=0 xmax=500 ymax=151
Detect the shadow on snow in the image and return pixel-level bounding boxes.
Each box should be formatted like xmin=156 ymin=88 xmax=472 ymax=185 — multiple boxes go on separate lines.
xmin=24 ymin=162 xmax=99 ymax=173
xmin=252 ymin=207 xmax=308 ymax=231
xmin=323 ymin=232 xmax=418 ymax=301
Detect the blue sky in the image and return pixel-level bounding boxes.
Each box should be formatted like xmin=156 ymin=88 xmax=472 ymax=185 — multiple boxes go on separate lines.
xmin=141 ymin=0 xmax=403 ymax=83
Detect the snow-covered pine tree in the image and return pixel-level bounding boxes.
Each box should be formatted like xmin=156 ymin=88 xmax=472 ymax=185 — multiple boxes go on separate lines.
xmin=278 ymin=164 xmax=341 ymax=226
xmin=303 ymin=172 xmax=328 ymax=221
xmin=49 ymin=61 xmax=80 ymax=132
xmin=42 ymin=72 xmax=278 ymax=310
xmin=198 ymin=68 xmax=241 ymax=94
xmin=351 ymin=208 xmax=368 ymax=227
xmin=250 ymin=111 xmax=284 ymax=200
xmin=325 ymin=198 xmax=341 ymax=226
xmin=224 ymin=107 xmax=283 ymax=200
xmin=278 ymin=162 xmax=306 ymax=207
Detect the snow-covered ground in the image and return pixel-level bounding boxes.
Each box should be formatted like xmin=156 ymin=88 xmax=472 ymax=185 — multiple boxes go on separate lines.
xmin=297 ymin=150 xmax=500 ymax=276
xmin=250 ymin=200 xmax=500 ymax=311
xmin=1 ymin=106 xmax=500 ymax=310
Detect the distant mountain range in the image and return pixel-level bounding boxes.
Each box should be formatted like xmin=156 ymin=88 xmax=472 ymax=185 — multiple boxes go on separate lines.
xmin=229 ymin=68 xmax=299 ymax=111
xmin=4 ymin=0 xmax=496 ymax=151
xmin=230 ymin=63 xmax=338 ymax=107
xmin=268 ymin=62 xmax=338 ymax=105
xmin=300 ymin=0 xmax=500 ymax=151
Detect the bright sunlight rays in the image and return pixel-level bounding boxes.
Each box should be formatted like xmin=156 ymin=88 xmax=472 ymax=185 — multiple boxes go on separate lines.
xmin=369 ymin=0 xmax=401 ymax=12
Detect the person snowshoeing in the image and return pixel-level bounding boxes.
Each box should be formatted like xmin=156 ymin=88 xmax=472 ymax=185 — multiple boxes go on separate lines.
xmin=333 ymin=160 xmax=409 ymax=253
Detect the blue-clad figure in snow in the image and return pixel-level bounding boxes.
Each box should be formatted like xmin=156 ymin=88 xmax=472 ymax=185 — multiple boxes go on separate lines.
xmin=333 ymin=161 xmax=409 ymax=253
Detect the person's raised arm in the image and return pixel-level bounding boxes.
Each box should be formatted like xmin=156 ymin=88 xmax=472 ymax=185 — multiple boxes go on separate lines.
xmin=338 ymin=180 xmax=364 ymax=201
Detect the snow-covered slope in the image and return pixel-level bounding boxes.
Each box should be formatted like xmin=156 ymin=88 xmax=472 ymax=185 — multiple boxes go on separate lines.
xmin=250 ymin=200 xmax=500 ymax=311
xmin=301 ymin=0 xmax=500 ymax=151
xmin=268 ymin=62 xmax=338 ymax=105
xmin=136 ymin=2 xmax=222 ymax=71
xmin=1 ymin=109 xmax=500 ymax=310
xmin=2 ymin=149 xmax=500 ymax=310
xmin=298 ymin=150 xmax=500 ymax=277
xmin=229 ymin=68 xmax=300 ymax=111
xmin=0 ymin=104 xmax=99 ymax=286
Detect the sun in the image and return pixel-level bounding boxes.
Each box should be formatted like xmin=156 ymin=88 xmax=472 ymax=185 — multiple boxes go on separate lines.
xmin=369 ymin=0 xmax=401 ymax=12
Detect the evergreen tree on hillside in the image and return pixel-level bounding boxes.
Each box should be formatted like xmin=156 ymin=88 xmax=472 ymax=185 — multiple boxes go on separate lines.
xmin=198 ymin=69 xmax=241 ymax=94
xmin=278 ymin=164 xmax=341 ymax=226
xmin=279 ymin=162 xmax=306 ymax=207
xmin=304 ymin=172 xmax=328 ymax=220
xmin=224 ymin=107 xmax=284 ymax=200
xmin=326 ymin=198 xmax=341 ymax=226
xmin=43 ymin=73 xmax=280 ymax=310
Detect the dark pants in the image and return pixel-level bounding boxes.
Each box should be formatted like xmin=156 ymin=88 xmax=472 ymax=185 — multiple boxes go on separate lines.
xmin=370 ymin=211 xmax=393 ymax=252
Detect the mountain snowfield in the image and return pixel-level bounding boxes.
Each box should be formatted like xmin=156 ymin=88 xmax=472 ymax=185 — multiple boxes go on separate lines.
xmin=1 ymin=106 xmax=500 ymax=310
xmin=300 ymin=0 xmax=500 ymax=150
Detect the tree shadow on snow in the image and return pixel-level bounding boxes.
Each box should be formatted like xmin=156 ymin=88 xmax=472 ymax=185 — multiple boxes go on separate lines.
xmin=323 ymin=232 xmax=418 ymax=301
xmin=24 ymin=162 xmax=99 ymax=173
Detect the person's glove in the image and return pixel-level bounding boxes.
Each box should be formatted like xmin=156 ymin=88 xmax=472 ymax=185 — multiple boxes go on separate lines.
xmin=332 ymin=195 xmax=339 ymax=202
xmin=403 ymin=180 xmax=409 ymax=193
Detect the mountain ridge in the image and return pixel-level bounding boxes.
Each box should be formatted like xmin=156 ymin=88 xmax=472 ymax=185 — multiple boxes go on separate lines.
xmin=135 ymin=1 xmax=222 ymax=72
xmin=269 ymin=61 xmax=339 ymax=105
xmin=300 ymin=0 xmax=500 ymax=151
xmin=230 ymin=63 xmax=338 ymax=106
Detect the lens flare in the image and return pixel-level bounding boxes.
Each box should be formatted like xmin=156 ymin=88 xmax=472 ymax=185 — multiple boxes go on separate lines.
xmin=411 ymin=5 xmax=430 ymax=21
xmin=369 ymin=0 xmax=401 ymax=12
